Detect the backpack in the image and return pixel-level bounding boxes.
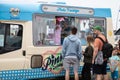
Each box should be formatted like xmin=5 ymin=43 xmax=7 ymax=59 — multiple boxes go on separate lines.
xmin=95 ymin=50 xmax=104 ymax=65
xmin=97 ymin=37 xmax=113 ymax=59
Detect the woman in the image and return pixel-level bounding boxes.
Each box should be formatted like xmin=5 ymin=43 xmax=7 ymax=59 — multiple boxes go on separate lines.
xmin=82 ymin=35 xmax=94 ymax=80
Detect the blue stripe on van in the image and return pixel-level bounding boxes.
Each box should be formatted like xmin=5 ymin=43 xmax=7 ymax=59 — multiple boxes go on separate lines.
xmin=94 ymin=8 xmax=111 ymax=17
xmin=0 ymin=66 xmax=82 ymax=80
xmin=0 ymin=66 xmax=110 ymax=80
xmin=0 ymin=4 xmax=111 ymax=21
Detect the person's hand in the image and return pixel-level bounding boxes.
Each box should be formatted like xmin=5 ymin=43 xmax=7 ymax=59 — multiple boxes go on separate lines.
xmin=92 ymin=59 xmax=94 ymax=64
xmin=82 ymin=51 xmax=84 ymax=54
xmin=108 ymin=63 xmax=113 ymax=72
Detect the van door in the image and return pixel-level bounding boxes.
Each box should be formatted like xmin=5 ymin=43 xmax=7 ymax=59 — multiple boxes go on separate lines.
xmin=0 ymin=22 xmax=25 ymax=71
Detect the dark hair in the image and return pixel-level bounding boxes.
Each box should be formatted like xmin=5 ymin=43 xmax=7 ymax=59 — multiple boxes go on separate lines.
xmin=71 ymin=27 xmax=77 ymax=34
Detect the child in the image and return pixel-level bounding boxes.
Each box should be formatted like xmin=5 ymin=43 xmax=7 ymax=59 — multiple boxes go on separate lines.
xmin=108 ymin=47 xmax=120 ymax=80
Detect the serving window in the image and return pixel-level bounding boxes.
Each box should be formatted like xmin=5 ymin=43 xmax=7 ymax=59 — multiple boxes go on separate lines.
xmin=32 ymin=14 xmax=106 ymax=46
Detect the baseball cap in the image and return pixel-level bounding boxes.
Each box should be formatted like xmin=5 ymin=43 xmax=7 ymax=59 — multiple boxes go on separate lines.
xmin=93 ymin=25 xmax=102 ymax=32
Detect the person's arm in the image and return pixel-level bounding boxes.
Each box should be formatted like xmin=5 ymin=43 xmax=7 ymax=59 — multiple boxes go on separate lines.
xmin=112 ymin=56 xmax=120 ymax=71
xmin=92 ymin=39 xmax=99 ymax=64
xmin=113 ymin=60 xmax=119 ymax=71
xmin=78 ymin=40 xmax=82 ymax=60
xmin=108 ymin=61 xmax=114 ymax=72
xmin=110 ymin=60 xmax=119 ymax=72
xmin=62 ymin=38 xmax=67 ymax=59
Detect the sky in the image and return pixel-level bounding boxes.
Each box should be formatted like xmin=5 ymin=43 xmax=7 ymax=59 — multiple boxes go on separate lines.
xmin=0 ymin=0 xmax=120 ymax=30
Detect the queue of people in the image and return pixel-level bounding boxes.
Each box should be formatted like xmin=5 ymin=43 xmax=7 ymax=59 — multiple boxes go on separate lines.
xmin=61 ymin=26 xmax=120 ymax=80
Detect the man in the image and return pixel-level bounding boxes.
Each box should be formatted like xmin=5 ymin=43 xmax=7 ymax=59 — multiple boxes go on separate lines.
xmin=62 ymin=27 xmax=82 ymax=80
xmin=92 ymin=25 xmax=108 ymax=80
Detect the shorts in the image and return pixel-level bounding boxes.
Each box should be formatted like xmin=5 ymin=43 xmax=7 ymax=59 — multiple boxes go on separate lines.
xmin=63 ymin=57 xmax=79 ymax=71
xmin=93 ymin=61 xmax=107 ymax=74
xmin=111 ymin=71 xmax=119 ymax=79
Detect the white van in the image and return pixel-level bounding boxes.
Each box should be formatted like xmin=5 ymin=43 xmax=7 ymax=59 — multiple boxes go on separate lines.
xmin=0 ymin=3 xmax=114 ymax=80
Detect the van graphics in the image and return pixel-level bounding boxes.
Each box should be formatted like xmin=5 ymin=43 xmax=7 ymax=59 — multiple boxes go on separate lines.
xmin=10 ymin=8 xmax=20 ymax=19
xmin=42 ymin=47 xmax=63 ymax=74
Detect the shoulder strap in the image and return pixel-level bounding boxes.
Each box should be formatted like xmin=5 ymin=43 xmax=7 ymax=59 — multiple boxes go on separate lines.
xmin=97 ymin=37 xmax=106 ymax=44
